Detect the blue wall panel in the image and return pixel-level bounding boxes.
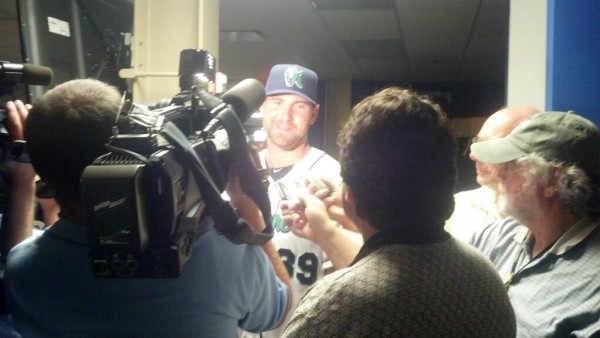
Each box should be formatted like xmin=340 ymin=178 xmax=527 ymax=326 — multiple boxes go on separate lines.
xmin=547 ymin=0 xmax=600 ymax=126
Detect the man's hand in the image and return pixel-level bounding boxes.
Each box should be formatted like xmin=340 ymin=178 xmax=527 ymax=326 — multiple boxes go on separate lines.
xmin=284 ymin=177 xmax=359 ymax=234
xmin=1 ymin=100 xmax=36 ymax=256
xmin=281 ymin=185 xmax=362 ymax=271
xmin=281 ymin=193 xmax=335 ymax=243
xmin=0 ymin=100 xmax=35 ymax=182
xmin=3 ymin=100 xmax=29 ymax=140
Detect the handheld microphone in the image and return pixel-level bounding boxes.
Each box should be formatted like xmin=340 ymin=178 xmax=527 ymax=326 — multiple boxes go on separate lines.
xmin=0 ymin=62 xmax=54 ymax=86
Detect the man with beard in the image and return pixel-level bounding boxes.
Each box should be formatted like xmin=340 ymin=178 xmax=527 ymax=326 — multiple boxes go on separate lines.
xmin=446 ymin=106 xmax=539 ymax=242
xmin=469 ymin=111 xmax=600 ymax=337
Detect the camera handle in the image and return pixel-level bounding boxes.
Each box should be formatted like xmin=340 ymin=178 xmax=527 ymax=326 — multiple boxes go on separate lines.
xmin=160 ymin=111 xmax=273 ymax=246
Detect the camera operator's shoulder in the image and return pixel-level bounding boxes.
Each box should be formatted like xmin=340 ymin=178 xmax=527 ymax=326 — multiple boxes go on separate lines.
xmin=4 ymin=230 xmax=42 ymax=267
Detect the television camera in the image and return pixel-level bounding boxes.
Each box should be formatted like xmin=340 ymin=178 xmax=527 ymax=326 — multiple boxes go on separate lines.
xmin=80 ymin=49 xmax=272 ymax=278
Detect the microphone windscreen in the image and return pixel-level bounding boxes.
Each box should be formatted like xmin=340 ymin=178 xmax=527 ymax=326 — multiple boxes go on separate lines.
xmin=21 ymin=63 xmax=54 ymax=86
xmin=221 ymin=79 xmax=265 ymax=123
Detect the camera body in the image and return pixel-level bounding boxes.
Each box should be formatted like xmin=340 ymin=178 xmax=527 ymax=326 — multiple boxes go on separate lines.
xmin=80 ymin=49 xmax=255 ymax=278
xmin=81 ymin=125 xmax=227 ymax=278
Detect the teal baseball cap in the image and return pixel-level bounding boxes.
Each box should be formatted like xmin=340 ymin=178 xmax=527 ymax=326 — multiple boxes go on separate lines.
xmin=471 ymin=111 xmax=600 ymax=176
xmin=265 ymin=64 xmax=318 ymax=104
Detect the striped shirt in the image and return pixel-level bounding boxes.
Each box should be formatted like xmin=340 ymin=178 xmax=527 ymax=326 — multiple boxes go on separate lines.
xmin=470 ymin=217 xmax=600 ymax=337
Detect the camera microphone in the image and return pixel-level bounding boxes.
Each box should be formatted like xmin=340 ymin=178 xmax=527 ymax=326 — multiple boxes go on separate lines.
xmin=220 ymin=78 xmax=265 ymax=123
xmin=203 ymin=78 xmax=265 ymax=135
xmin=0 ymin=62 xmax=54 ymax=86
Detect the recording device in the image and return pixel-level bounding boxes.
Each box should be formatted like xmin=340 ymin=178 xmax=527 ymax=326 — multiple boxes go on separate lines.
xmin=0 ymin=61 xmax=54 ymax=88
xmin=178 ymin=49 xmax=215 ymax=93
xmin=0 ymin=61 xmax=54 ymax=163
xmin=80 ymin=49 xmax=272 ymax=278
xmin=274 ymin=174 xmax=329 ymax=209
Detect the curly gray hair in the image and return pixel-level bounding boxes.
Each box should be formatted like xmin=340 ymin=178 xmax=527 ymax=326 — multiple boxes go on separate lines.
xmin=518 ymin=153 xmax=599 ymax=218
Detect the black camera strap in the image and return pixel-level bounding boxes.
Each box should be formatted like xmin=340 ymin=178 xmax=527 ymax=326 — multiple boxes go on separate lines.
xmin=159 ymin=111 xmax=273 ymax=246
xmin=212 ymin=105 xmax=273 ymax=230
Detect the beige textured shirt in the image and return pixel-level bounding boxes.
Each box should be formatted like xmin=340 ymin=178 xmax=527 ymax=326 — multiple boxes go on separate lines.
xmin=282 ymin=237 xmax=515 ymax=337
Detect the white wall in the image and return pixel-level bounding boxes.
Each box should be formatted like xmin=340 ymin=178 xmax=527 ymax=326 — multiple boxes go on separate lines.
xmin=125 ymin=0 xmax=219 ymax=103
xmin=506 ymin=0 xmax=547 ymax=110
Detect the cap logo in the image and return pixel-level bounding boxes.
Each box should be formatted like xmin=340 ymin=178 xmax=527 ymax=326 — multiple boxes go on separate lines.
xmin=284 ymin=65 xmax=304 ymax=89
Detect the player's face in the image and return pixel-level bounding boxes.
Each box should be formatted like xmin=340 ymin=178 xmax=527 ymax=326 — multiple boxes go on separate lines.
xmin=261 ymin=94 xmax=318 ymax=151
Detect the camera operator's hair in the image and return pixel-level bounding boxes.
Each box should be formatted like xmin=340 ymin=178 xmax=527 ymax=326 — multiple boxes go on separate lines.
xmin=25 ymin=79 xmax=120 ymax=205
xmin=338 ymin=87 xmax=456 ymax=236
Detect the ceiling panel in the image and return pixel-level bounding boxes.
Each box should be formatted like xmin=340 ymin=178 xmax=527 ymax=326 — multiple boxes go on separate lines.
xmin=410 ymin=60 xmax=462 ymax=83
xmin=398 ymin=7 xmax=479 ymax=39
xmin=218 ymin=0 xmax=508 ymax=85
xmin=0 ymin=0 xmax=510 ymax=94
xmin=403 ymin=38 xmax=467 ymax=64
xmin=458 ymin=36 xmax=508 ymax=82
xmin=394 ymin=0 xmax=480 ymax=10
xmin=481 ymin=0 xmax=511 ymax=6
xmin=354 ymin=58 xmax=410 ymax=81
xmin=471 ymin=4 xmax=510 ymax=37
xmin=318 ymin=9 xmax=401 ymax=40
xmin=341 ymin=40 xmax=405 ymax=59
xmin=312 ymin=0 xmax=393 ymax=11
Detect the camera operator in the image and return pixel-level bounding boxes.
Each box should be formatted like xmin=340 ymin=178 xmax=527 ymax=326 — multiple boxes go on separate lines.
xmin=1 ymin=79 xmax=291 ymax=337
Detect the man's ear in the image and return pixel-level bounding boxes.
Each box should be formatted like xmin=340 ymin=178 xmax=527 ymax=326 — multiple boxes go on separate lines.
xmin=344 ymin=184 xmax=354 ymax=204
xmin=342 ymin=183 xmax=357 ymax=219
xmin=309 ymin=104 xmax=320 ymax=125
xmin=543 ymin=165 xmax=564 ymax=198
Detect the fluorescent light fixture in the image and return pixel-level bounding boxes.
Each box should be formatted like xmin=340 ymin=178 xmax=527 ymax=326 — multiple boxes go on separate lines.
xmin=219 ymin=31 xmax=266 ymax=42
xmin=311 ymin=0 xmax=392 ymax=10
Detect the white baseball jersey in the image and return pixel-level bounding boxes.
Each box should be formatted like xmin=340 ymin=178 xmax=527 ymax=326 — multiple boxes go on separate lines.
xmin=252 ymin=147 xmax=341 ymax=337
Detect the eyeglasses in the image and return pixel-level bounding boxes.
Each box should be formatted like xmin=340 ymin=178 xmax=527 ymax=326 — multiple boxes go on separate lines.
xmin=463 ymin=136 xmax=485 ymax=156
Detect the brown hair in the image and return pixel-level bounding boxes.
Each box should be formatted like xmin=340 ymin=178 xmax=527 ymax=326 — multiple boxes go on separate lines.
xmin=338 ymin=87 xmax=456 ymax=234
xmin=25 ymin=79 xmax=121 ymax=205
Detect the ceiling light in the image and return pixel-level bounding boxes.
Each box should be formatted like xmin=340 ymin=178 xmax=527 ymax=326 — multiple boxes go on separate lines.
xmin=311 ymin=0 xmax=392 ymax=10
xmin=219 ymin=31 xmax=266 ymax=42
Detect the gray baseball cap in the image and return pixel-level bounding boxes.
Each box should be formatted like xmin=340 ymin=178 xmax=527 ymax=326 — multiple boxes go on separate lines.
xmin=470 ymin=111 xmax=600 ymax=176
